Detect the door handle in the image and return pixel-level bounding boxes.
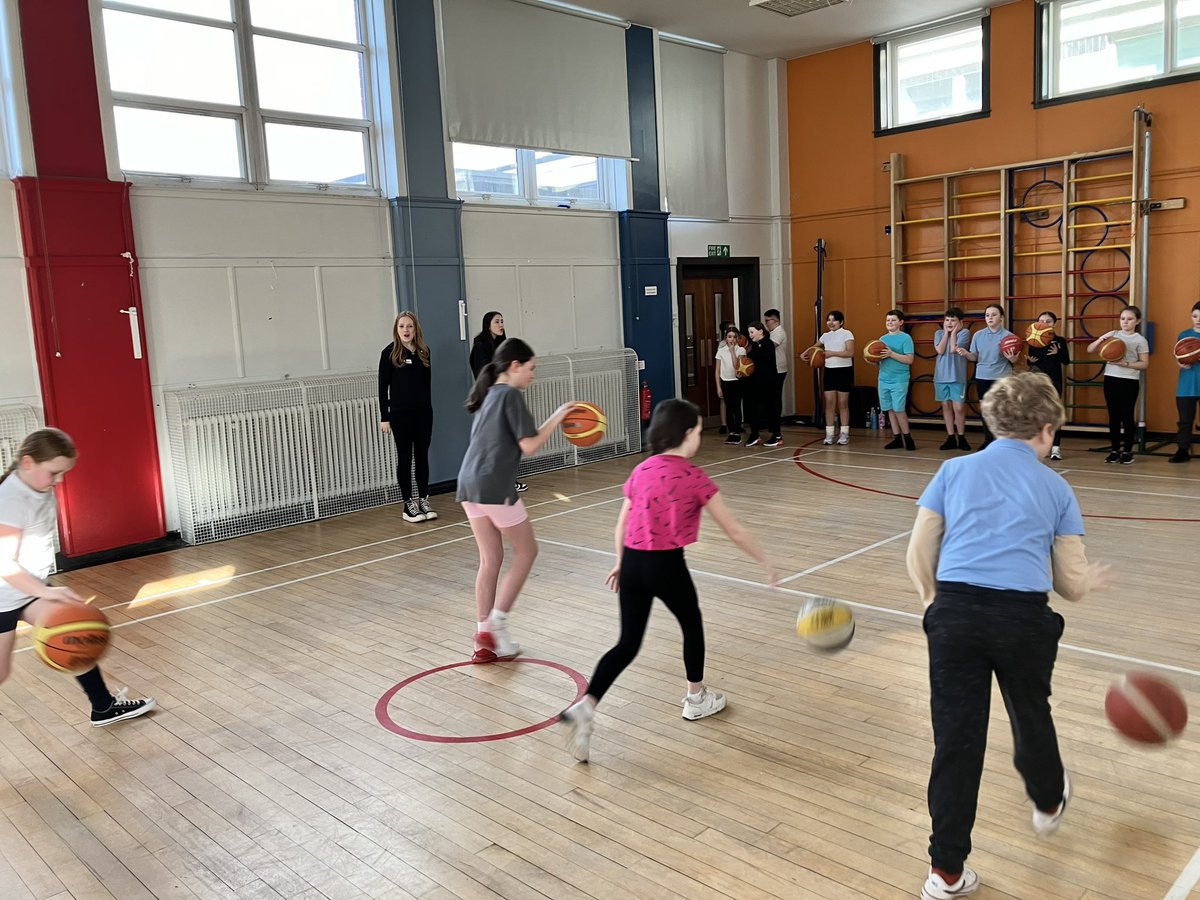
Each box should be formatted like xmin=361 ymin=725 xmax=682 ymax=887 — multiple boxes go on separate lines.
xmin=458 ymin=300 xmax=467 ymax=341
xmin=119 ymin=307 xmax=143 ymax=360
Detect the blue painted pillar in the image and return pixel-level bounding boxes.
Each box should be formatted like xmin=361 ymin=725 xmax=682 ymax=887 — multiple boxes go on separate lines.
xmin=389 ymin=0 xmax=472 ymax=488
xmin=619 ymin=25 xmax=674 ymax=410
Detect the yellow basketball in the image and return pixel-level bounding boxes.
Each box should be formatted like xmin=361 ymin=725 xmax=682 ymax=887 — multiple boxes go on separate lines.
xmin=796 ymin=597 xmax=855 ymax=651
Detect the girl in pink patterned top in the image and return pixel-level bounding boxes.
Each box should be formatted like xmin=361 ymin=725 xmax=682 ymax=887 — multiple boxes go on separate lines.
xmin=559 ymin=399 xmax=775 ymax=762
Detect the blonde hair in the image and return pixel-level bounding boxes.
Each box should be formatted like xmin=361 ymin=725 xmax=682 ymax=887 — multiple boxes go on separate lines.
xmin=389 ymin=311 xmax=430 ymax=368
xmin=0 ymin=428 xmax=77 ymax=485
xmin=981 ymin=372 xmax=1065 ymax=440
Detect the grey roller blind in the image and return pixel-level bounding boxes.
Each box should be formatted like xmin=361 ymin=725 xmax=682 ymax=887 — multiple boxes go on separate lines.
xmin=661 ymin=40 xmax=728 ymax=220
xmin=441 ymin=0 xmax=632 ymax=159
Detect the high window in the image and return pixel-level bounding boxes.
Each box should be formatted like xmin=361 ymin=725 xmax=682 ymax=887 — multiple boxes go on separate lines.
xmin=452 ymin=143 xmax=620 ymax=209
xmin=98 ymin=0 xmax=374 ymax=189
xmin=874 ymin=14 xmax=990 ymax=134
xmin=1038 ymin=0 xmax=1200 ymax=102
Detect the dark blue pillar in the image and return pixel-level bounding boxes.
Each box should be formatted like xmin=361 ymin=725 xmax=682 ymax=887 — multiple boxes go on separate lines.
xmin=620 ymin=25 xmax=674 ymax=411
xmin=390 ymin=0 xmax=472 ymax=488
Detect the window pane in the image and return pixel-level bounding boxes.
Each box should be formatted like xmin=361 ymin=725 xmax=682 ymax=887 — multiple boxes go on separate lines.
xmin=1177 ymin=0 xmax=1200 ymax=67
xmin=893 ymin=24 xmax=983 ymax=127
xmin=254 ymin=36 xmax=365 ymax=118
xmin=453 ymin=143 xmax=519 ymax=195
xmin=103 ymin=10 xmax=239 ymax=105
xmin=114 ymin=107 xmax=242 ymax=177
xmin=1054 ymin=0 xmax=1165 ymax=96
xmin=249 ymin=0 xmax=359 ymax=43
xmin=265 ymin=123 xmax=366 ymax=183
xmin=534 ymin=152 xmax=599 ymax=201
xmin=111 ymin=0 xmax=232 ymax=20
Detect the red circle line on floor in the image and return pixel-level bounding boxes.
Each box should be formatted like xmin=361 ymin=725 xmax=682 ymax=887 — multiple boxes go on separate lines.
xmin=375 ymin=658 xmax=589 ymax=743
xmin=790 ymin=445 xmax=1200 ymax=523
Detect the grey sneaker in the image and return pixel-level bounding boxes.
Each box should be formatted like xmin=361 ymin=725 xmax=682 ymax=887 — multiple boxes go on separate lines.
xmin=1032 ymin=771 xmax=1071 ymax=838
xmin=402 ymin=500 xmax=425 ymax=522
xmin=920 ymin=867 xmax=979 ymax=899
xmin=560 ymin=701 xmax=594 ymax=762
xmin=682 ymin=687 xmax=727 ymax=720
xmin=837 ymin=432 xmax=850 ymax=445
xmin=418 ymin=497 xmax=437 ymax=520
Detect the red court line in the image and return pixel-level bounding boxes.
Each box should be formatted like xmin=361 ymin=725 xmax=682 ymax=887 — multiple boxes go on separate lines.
xmin=375 ymin=658 xmax=588 ymax=743
xmin=791 ymin=448 xmax=1200 ymax=522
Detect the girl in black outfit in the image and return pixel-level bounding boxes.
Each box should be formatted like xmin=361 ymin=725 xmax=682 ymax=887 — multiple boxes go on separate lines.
xmin=1027 ymin=311 xmax=1071 ymax=461
xmin=744 ymin=321 xmax=779 ymax=448
xmin=469 ymin=311 xmax=506 ymax=377
xmin=379 ymin=311 xmax=435 ymax=523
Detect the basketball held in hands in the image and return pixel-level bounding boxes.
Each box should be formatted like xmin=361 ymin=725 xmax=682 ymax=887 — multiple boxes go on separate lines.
xmin=1098 ymin=336 xmax=1126 ymax=362
xmin=562 ymin=403 xmax=607 ymax=447
xmin=735 ymin=356 xmax=755 ymax=378
xmin=863 ymin=340 xmax=888 ymax=364
xmin=33 ymin=602 xmax=111 ymax=673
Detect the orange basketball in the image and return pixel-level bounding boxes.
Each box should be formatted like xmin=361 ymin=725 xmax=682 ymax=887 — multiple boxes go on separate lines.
xmin=735 ymin=356 xmax=755 ymax=378
xmin=1000 ymin=334 xmax=1025 ymax=358
xmin=1174 ymin=336 xmax=1200 ymax=364
xmin=863 ymin=340 xmax=888 ymax=363
xmin=1026 ymin=323 xmax=1054 ymax=348
xmin=32 ymin=603 xmax=110 ymax=673
xmin=1098 ymin=336 xmax=1126 ymax=362
xmin=808 ymin=347 xmax=825 ymax=368
xmin=1105 ymin=672 xmax=1188 ymax=744
xmin=736 ymin=334 xmax=748 ymax=348
xmin=561 ymin=402 xmax=607 ymax=447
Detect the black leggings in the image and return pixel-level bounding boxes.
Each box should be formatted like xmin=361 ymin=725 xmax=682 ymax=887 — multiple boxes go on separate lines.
xmin=974 ymin=379 xmax=996 ymax=443
xmin=587 ymin=548 xmax=705 ymax=702
xmin=720 ymin=379 xmax=743 ymax=435
xmin=1178 ymin=396 xmax=1199 ymax=452
xmin=1048 ymin=375 xmax=1064 ymax=447
xmin=390 ymin=408 xmax=432 ymax=500
xmin=1103 ymin=376 xmax=1139 ymax=452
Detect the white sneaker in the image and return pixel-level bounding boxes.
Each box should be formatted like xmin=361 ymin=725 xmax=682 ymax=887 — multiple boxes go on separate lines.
xmin=681 ymin=687 xmax=727 ymax=720
xmin=1050 ymin=446 xmax=1062 ymax=461
xmin=560 ymin=701 xmax=594 ymax=762
xmin=921 ymin=867 xmax=979 ymax=899
xmin=1032 ymin=770 xmax=1071 ymax=838
xmin=837 ymin=432 xmax=850 ymax=445
xmin=482 ymin=611 xmax=520 ymax=659
xmin=822 ymin=435 xmax=835 ymax=445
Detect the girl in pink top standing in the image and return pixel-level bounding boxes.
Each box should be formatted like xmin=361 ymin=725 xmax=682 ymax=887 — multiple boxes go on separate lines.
xmin=559 ymin=399 xmax=776 ymax=762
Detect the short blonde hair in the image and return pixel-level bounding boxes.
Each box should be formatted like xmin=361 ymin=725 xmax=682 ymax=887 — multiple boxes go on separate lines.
xmin=981 ymin=372 xmax=1065 ymax=439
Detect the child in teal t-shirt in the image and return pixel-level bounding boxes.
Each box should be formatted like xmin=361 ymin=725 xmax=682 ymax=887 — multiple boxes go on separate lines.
xmin=1171 ymin=300 xmax=1200 ymax=463
xmin=877 ymin=308 xmax=916 ymax=451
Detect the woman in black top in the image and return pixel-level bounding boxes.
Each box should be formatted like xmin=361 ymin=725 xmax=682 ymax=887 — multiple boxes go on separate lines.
xmin=744 ymin=321 xmax=779 ymax=448
xmin=469 ymin=311 xmax=506 ymax=377
xmin=379 ymin=311 xmax=435 ymax=523
xmin=1027 ymin=311 xmax=1071 ymax=460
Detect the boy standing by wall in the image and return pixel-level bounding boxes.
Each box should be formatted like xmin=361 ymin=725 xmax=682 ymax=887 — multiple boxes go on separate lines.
xmin=878 ymin=309 xmax=916 ymax=451
xmin=934 ymin=308 xmax=971 ymax=451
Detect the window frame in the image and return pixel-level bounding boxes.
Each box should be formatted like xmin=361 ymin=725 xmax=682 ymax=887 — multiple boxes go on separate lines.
xmin=94 ymin=0 xmax=380 ymax=193
xmin=873 ymin=13 xmax=991 ymax=137
xmin=451 ymin=143 xmax=623 ymax=212
xmin=1035 ymin=0 xmax=1200 ymax=107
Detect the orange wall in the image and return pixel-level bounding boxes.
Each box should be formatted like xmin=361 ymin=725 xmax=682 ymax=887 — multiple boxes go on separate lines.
xmin=786 ymin=0 xmax=1200 ymax=431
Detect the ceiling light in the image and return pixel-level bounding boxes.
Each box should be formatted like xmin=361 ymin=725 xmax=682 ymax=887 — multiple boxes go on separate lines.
xmin=748 ymin=0 xmax=849 ymax=17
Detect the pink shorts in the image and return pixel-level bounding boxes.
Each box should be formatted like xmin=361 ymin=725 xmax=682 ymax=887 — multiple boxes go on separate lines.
xmin=461 ymin=499 xmax=529 ymax=529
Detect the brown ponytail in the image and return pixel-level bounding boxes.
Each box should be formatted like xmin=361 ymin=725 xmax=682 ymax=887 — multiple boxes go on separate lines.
xmin=465 ymin=338 xmax=534 ymax=413
xmin=0 ymin=428 xmax=76 ymax=485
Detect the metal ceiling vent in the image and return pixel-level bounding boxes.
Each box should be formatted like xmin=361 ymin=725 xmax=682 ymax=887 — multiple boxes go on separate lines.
xmin=748 ymin=0 xmax=849 ymax=17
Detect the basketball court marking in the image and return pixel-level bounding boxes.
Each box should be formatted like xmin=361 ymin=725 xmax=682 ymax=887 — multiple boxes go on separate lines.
xmin=777 ymin=529 xmax=913 ymax=585
xmin=537 ymin=537 xmax=1200 ymax=681
xmin=1164 ymin=847 xmax=1200 ymax=899
xmin=374 ymin=658 xmax=588 ymax=743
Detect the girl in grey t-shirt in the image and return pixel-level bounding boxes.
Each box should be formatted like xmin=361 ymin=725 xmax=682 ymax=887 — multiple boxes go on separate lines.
xmin=457 ymin=338 xmax=577 ymax=663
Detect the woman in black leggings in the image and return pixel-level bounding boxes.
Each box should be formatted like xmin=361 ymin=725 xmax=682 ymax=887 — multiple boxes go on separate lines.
xmin=379 ymin=311 xmax=435 ymax=522
xmin=1027 ymin=311 xmax=1071 ymax=460
xmin=1087 ymin=305 xmax=1150 ymax=465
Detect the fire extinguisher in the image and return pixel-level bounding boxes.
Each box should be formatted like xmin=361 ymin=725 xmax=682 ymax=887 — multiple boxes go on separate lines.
xmin=640 ymin=379 xmax=652 ymax=422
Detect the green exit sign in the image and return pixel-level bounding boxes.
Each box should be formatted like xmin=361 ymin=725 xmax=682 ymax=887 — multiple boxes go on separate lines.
xmin=707 ymin=244 xmax=730 ymax=258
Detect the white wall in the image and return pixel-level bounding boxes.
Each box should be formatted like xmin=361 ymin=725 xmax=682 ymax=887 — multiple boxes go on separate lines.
xmin=461 ymin=205 xmax=622 ymax=355
xmin=130 ymin=188 xmax=397 ymax=529
xmin=0 ymin=181 xmax=40 ymax=411
xmin=667 ymin=53 xmax=793 ymax=411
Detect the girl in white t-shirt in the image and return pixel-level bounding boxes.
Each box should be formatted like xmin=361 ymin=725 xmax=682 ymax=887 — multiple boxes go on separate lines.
xmin=1086 ymin=305 xmax=1150 ymax=464
xmin=817 ymin=310 xmax=856 ymax=444
xmin=0 ymin=429 xmax=156 ymax=727
xmin=714 ymin=327 xmax=747 ymax=445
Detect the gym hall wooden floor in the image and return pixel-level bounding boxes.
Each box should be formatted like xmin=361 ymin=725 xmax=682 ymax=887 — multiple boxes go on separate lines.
xmin=1 ymin=428 xmax=1198 ymax=900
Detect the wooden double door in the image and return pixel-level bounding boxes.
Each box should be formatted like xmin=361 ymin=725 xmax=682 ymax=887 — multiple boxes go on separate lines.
xmin=680 ymin=277 xmax=735 ymax=420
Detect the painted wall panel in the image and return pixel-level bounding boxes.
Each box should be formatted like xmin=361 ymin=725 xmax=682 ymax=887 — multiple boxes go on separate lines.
xmin=517 ymin=266 xmax=574 ymax=354
xmin=0 ymin=184 xmax=38 ymax=407
xmin=141 ymin=267 xmax=242 ymax=386
xmin=234 ymin=266 xmax=325 ymax=380
xmin=322 ymin=266 xmax=397 ymax=371
xmin=725 ymin=52 xmax=774 ymax=219
xmin=571 ymin=265 xmax=622 ymax=350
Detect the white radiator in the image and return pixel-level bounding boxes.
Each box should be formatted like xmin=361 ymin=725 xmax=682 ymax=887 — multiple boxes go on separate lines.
xmin=0 ymin=405 xmax=41 ymax=472
xmin=164 ymin=351 xmax=641 ymax=544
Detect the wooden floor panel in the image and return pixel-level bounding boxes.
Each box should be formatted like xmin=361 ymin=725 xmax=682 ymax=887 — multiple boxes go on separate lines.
xmin=1 ymin=429 xmax=1198 ymax=898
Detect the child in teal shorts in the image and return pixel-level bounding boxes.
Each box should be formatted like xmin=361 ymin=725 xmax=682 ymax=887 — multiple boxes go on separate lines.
xmin=877 ymin=308 xmax=916 ymax=450
xmin=934 ymin=307 xmax=971 ymax=451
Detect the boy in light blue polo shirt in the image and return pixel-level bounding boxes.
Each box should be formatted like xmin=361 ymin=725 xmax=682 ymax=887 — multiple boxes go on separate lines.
xmin=878 ymin=308 xmax=916 ymax=451
xmin=965 ymin=303 xmax=1020 ymax=448
xmin=934 ymin=307 xmax=971 ymax=452
xmin=906 ymin=372 xmax=1110 ymax=900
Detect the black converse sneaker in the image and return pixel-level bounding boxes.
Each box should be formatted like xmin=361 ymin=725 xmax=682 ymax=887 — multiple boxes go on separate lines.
xmin=91 ymin=688 xmax=157 ymax=727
